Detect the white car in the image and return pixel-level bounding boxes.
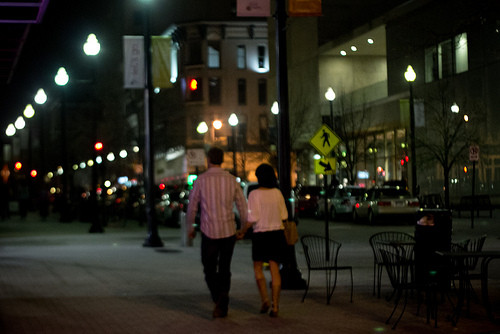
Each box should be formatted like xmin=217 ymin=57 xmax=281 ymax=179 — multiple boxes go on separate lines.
xmin=352 ymin=187 xmax=420 ymax=224
xmin=316 ymin=185 xmax=364 ymax=220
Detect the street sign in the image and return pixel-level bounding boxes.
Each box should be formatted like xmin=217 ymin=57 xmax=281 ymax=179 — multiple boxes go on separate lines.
xmin=309 ymin=124 xmax=341 ymax=156
xmin=186 ymin=148 xmax=206 ymax=166
xmin=315 ymin=157 xmax=336 ymax=175
xmin=469 ymin=145 xmax=479 ymax=161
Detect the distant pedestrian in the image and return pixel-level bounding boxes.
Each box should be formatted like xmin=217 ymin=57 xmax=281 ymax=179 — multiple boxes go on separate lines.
xmin=187 ymin=147 xmax=248 ymax=318
xmin=237 ymin=163 xmax=288 ymax=317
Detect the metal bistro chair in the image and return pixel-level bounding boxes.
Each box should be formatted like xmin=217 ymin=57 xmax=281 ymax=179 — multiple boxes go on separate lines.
xmin=380 ymin=248 xmax=429 ymax=329
xmin=451 ymin=235 xmax=487 ymax=314
xmin=301 ymin=235 xmax=353 ymax=304
xmin=369 ymin=231 xmax=415 ymax=298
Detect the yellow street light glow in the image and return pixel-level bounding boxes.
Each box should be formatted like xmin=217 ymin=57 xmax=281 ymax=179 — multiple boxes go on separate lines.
xmin=197 ymin=121 xmax=208 ymax=134
xmin=213 ymin=120 xmax=222 ymax=130
xmin=23 ymin=104 xmax=35 ymax=118
xmin=404 ymin=65 xmax=416 ymax=82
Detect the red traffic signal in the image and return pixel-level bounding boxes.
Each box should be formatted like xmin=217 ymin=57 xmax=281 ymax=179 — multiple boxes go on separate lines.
xmin=94 ymin=142 xmax=104 ymax=151
xmin=14 ymin=161 xmax=22 ymax=171
xmin=189 ymin=78 xmax=198 ymax=91
xmin=30 ymin=170 xmax=37 ymax=178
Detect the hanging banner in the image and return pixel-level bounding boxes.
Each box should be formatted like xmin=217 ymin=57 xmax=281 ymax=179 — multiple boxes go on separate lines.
xmin=152 ymin=36 xmax=173 ymax=89
xmin=237 ymin=0 xmax=270 ymax=17
xmin=288 ymin=0 xmax=322 ymax=17
xmin=123 ymin=36 xmax=144 ymax=89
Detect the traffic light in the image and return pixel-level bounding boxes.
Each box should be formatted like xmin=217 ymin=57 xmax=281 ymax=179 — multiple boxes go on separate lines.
xmin=189 ymin=78 xmax=198 ymax=91
xmin=30 ymin=170 xmax=37 ymax=178
xmin=14 ymin=161 xmax=22 ymax=171
xmin=94 ymin=142 xmax=103 ymax=151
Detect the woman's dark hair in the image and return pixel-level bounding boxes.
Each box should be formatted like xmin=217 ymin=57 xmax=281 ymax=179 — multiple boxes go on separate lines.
xmin=255 ymin=163 xmax=277 ymax=188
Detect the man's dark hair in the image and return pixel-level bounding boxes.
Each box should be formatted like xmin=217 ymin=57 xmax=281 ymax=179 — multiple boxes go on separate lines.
xmin=207 ymin=147 xmax=224 ymax=165
xmin=255 ymin=163 xmax=277 ymax=188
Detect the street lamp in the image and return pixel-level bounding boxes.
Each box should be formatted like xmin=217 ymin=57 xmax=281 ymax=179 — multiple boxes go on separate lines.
xmin=54 ymin=66 xmax=71 ymax=222
xmin=228 ymin=113 xmax=239 ymax=177
xmin=34 ymin=88 xmax=47 ymax=190
xmin=325 ymin=87 xmax=336 ymax=129
xmin=83 ymin=33 xmax=101 ymax=56
xmin=83 ymin=34 xmax=104 ymax=233
xmin=404 ymin=65 xmax=417 ymax=196
xmin=451 ymin=102 xmax=459 ymax=113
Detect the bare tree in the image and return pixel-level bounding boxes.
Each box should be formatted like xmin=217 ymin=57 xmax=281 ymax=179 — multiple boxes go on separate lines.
xmin=416 ymin=81 xmax=481 ymax=208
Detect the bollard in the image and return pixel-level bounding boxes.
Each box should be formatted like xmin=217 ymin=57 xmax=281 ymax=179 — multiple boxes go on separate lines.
xmin=179 ymin=212 xmax=193 ymax=247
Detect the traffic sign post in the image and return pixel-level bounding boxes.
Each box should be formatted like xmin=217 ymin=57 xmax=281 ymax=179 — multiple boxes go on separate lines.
xmin=469 ymin=145 xmax=479 ymax=228
xmin=310 ymin=124 xmax=342 ymax=258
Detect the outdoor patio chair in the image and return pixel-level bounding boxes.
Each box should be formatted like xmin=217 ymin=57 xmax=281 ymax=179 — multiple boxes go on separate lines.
xmin=369 ymin=231 xmax=415 ymax=298
xmin=300 ymin=234 xmax=353 ymax=304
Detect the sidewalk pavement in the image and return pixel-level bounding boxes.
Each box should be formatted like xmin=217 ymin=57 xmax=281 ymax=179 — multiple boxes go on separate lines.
xmin=1 ymin=212 xmax=500 ymax=334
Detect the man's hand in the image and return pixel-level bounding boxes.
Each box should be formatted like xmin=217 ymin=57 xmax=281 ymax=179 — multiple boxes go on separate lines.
xmin=236 ymin=230 xmax=246 ymax=240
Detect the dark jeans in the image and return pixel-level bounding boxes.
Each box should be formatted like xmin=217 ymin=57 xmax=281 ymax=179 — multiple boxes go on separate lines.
xmin=201 ymin=233 xmax=236 ymax=308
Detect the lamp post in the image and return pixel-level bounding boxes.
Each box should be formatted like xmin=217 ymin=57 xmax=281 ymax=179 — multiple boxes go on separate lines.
xmin=404 ymin=65 xmax=417 ymax=196
xmin=228 ymin=113 xmax=239 ymax=177
xmin=141 ymin=0 xmax=163 ymax=247
xmin=325 ymin=87 xmax=336 ymax=129
xmin=84 ymin=33 xmax=104 ymax=233
xmin=274 ymin=0 xmax=306 ymax=289
xmin=34 ymin=89 xmax=47 ymax=178
xmin=54 ymin=66 xmax=71 ymax=222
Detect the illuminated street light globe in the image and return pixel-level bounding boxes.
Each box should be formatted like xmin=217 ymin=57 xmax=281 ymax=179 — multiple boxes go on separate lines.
xmin=325 ymin=87 xmax=336 ymax=102
xmin=14 ymin=116 xmax=25 ymax=130
xmin=5 ymin=123 xmax=16 ymax=136
xmin=197 ymin=121 xmax=208 ymax=134
xmin=23 ymin=104 xmax=35 ymax=119
xmin=271 ymin=101 xmax=279 ymax=115
xmin=83 ymin=33 xmax=101 ymax=56
xmin=34 ymin=88 xmax=47 ymax=105
xmin=54 ymin=67 xmax=69 ymax=86
xmin=228 ymin=113 xmax=239 ymax=127
xmin=404 ymin=65 xmax=416 ymax=82
xmin=213 ymin=120 xmax=223 ymax=130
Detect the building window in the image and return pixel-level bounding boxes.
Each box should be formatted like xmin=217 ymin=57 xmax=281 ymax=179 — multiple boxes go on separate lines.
xmin=238 ymin=79 xmax=246 ymax=105
xmin=207 ymin=41 xmax=220 ymax=68
xmin=209 ymin=77 xmax=221 ymax=105
xmin=258 ymin=78 xmax=267 ymax=105
xmin=259 ymin=114 xmax=268 ymax=144
xmin=186 ymin=41 xmax=202 ymax=65
xmin=237 ymin=45 xmax=246 ymax=69
xmin=258 ymin=45 xmax=266 ymax=69
xmin=425 ymin=33 xmax=468 ymax=83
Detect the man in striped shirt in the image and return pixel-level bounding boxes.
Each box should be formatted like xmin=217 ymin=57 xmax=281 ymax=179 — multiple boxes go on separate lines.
xmin=187 ymin=147 xmax=248 ymax=318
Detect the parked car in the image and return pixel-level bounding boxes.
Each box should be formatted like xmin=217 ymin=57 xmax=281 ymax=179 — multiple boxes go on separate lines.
xmin=296 ymin=185 xmax=322 ymax=218
xmin=352 ymin=186 xmax=420 ymax=224
xmin=316 ymin=185 xmax=364 ymax=220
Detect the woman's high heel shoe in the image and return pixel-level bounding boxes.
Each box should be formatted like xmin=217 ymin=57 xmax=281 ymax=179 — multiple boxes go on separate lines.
xmin=260 ymin=301 xmax=270 ymax=314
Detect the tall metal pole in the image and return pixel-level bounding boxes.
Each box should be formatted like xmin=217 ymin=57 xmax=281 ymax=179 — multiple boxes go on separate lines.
xmin=275 ymin=0 xmax=305 ymax=290
xmin=409 ymin=83 xmax=417 ymax=196
xmin=142 ymin=3 xmax=163 ymax=247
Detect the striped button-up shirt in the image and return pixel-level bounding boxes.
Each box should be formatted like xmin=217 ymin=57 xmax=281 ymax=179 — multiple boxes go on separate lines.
xmin=187 ymin=167 xmax=247 ymax=239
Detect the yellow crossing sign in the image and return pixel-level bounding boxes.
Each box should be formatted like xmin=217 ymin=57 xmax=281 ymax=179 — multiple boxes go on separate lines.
xmin=310 ymin=124 xmax=341 ymax=156
xmin=315 ymin=157 xmax=336 ymax=175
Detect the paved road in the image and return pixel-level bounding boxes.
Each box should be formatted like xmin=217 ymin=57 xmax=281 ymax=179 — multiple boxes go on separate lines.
xmin=0 ymin=211 xmax=499 ymax=333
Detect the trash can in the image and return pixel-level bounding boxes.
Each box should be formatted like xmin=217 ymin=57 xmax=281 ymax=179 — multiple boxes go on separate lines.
xmin=414 ymin=209 xmax=452 ymax=288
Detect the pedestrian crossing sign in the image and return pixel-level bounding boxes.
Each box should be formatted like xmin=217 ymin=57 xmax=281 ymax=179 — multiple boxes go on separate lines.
xmin=309 ymin=124 xmax=341 ymax=156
